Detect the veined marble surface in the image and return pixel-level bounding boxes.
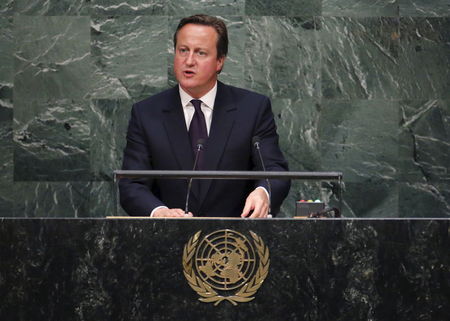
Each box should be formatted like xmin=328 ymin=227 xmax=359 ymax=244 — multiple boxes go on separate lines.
xmin=14 ymin=16 xmax=91 ymax=100
xmin=0 ymin=218 xmax=448 ymax=320
xmin=0 ymin=0 xmax=449 ymax=218
xmin=323 ymin=0 xmax=400 ymax=17
xmin=91 ymin=15 xmax=168 ymax=100
xmin=399 ymin=0 xmax=450 ymax=17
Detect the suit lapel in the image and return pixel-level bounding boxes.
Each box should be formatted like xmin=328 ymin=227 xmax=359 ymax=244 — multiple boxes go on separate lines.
xmin=200 ymin=82 xmax=237 ymax=204
xmin=162 ymin=86 xmax=194 ymax=171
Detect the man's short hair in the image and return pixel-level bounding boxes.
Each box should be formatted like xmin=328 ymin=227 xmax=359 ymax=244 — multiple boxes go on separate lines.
xmin=173 ymin=14 xmax=228 ymax=59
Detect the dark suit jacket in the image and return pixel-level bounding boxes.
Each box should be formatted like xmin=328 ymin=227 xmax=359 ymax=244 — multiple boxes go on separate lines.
xmin=119 ymin=81 xmax=290 ymax=217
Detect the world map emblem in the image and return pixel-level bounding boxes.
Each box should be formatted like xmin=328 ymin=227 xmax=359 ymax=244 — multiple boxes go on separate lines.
xmin=182 ymin=229 xmax=270 ymax=306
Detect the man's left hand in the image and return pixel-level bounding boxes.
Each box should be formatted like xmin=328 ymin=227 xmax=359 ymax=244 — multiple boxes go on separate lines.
xmin=241 ymin=188 xmax=269 ymax=218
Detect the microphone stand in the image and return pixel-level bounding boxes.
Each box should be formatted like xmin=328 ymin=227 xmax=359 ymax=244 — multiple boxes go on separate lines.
xmin=253 ymin=137 xmax=272 ymax=215
xmin=185 ymin=140 xmax=204 ymax=214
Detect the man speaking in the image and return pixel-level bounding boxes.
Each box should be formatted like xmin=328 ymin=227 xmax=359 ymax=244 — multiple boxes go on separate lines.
xmin=119 ymin=14 xmax=290 ymax=218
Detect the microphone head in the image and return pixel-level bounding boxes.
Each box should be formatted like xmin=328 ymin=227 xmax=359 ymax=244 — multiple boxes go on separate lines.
xmin=252 ymin=136 xmax=261 ymax=146
xmin=196 ymin=138 xmax=206 ymax=149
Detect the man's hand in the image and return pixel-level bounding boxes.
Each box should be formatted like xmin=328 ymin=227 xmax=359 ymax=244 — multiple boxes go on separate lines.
xmin=153 ymin=208 xmax=193 ymax=217
xmin=241 ymin=188 xmax=269 ymax=218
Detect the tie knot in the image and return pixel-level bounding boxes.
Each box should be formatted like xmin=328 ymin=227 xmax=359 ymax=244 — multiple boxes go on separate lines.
xmin=191 ymin=99 xmax=202 ymax=112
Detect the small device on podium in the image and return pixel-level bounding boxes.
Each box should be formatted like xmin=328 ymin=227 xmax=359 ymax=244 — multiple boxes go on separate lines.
xmin=295 ymin=200 xmax=325 ymax=217
xmin=295 ymin=200 xmax=341 ymax=218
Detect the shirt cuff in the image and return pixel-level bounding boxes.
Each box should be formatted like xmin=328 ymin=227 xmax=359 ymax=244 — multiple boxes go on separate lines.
xmin=255 ymin=186 xmax=269 ymax=200
xmin=150 ymin=206 xmax=168 ymax=217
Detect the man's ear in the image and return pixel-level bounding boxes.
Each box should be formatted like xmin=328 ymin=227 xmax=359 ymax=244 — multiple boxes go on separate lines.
xmin=216 ymin=56 xmax=226 ymax=74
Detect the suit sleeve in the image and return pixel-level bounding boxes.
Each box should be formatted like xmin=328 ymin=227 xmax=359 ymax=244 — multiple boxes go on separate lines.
xmin=119 ymin=104 xmax=165 ymax=215
xmin=252 ymin=97 xmax=290 ymax=215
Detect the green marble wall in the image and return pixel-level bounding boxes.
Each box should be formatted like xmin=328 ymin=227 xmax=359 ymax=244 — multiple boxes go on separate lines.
xmin=0 ymin=0 xmax=448 ymax=217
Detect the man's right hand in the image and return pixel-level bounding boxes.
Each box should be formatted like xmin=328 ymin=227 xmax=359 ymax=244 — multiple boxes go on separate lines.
xmin=152 ymin=208 xmax=193 ymax=217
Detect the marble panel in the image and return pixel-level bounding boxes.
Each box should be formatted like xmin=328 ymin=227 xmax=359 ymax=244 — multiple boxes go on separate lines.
xmin=399 ymin=182 xmax=450 ymax=217
xmin=0 ymin=101 xmax=13 ymax=182
xmin=13 ymin=99 xmax=91 ymax=181
xmin=1 ymin=180 xmax=122 ymax=217
xmin=0 ymin=0 xmax=14 ymax=14
xmin=323 ymin=0 xmax=399 ymax=17
xmin=344 ymin=181 xmax=399 ymax=217
xmin=14 ymin=16 xmax=91 ymax=101
xmin=7 ymin=182 xmax=92 ymax=217
xmin=0 ymin=219 xmax=448 ymax=319
xmin=0 ymin=107 xmax=13 ymax=216
xmin=218 ymin=16 xmax=246 ymax=89
xmin=91 ymin=15 xmax=168 ymax=101
xmin=318 ymin=100 xmax=399 ymax=183
xmin=270 ymin=99 xmax=340 ymax=216
xmin=92 ymin=0 xmax=166 ymax=15
xmin=272 ymin=98 xmax=321 ymax=171
xmin=399 ymin=0 xmax=450 ymax=17
xmin=399 ymin=17 xmax=450 ymax=99
xmin=245 ymin=0 xmax=321 ymax=16
xmin=0 ymin=183 xmax=14 ymax=217
xmin=0 ymin=17 xmax=13 ymax=87
xmin=89 ymin=181 xmax=121 ymax=217
xmin=14 ymin=0 xmax=90 ymax=15
xmin=271 ymin=98 xmax=400 ymax=217
xmin=320 ymin=17 xmax=400 ymax=99
xmin=168 ymin=16 xmax=246 ymax=89
xmin=0 ymin=18 xmax=14 ymax=215
xmin=245 ymin=17 xmax=321 ymax=100
xmin=399 ymin=100 xmax=450 ymax=184
xmin=168 ymin=0 xmax=244 ymax=16
xmin=89 ymin=99 xmax=132 ymax=181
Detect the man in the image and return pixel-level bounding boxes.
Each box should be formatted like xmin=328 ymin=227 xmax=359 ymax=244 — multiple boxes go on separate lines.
xmin=119 ymin=14 xmax=290 ymax=218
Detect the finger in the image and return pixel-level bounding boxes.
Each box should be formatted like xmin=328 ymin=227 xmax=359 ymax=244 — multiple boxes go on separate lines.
xmin=172 ymin=209 xmax=187 ymax=217
xmin=164 ymin=210 xmax=178 ymax=217
xmin=248 ymin=201 xmax=261 ymax=218
xmin=160 ymin=209 xmax=185 ymax=217
xmin=241 ymin=199 xmax=254 ymax=217
xmin=176 ymin=209 xmax=193 ymax=217
xmin=250 ymin=201 xmax=269 ymax=218
xmin=249 ymin=202 xmax=264 ymax=218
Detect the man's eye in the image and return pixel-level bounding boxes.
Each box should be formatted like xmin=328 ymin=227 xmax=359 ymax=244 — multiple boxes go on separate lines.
xmin=179 ymin=48 xmax=188 ymax=53
xmin=197 ymin=51 xmax=206 ymax=56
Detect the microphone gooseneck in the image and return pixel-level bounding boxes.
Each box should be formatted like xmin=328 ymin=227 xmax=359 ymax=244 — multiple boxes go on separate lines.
xmin=252 ymin=136 xmax=272 ymax=215
xmin=185 ymin=139 xmax=205 ymax=214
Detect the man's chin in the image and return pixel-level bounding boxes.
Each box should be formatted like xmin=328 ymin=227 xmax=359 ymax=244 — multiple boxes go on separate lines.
xmin=178 ymin=83 xmax=200 ymax=96
xmin=179 ymin=82 xmax=194 ymax=90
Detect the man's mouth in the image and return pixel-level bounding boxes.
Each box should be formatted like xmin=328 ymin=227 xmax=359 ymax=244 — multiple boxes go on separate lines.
xmin=183 ymin=70 xmax=195 ymax=76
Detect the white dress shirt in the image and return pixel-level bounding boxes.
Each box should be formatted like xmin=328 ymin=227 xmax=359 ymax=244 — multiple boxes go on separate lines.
xmin=179 ymin=82 xmax=217 ymax=133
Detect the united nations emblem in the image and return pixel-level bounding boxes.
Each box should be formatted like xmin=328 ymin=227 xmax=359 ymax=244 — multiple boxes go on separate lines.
xmin=182 ymin=229 xmax=269 ymax=306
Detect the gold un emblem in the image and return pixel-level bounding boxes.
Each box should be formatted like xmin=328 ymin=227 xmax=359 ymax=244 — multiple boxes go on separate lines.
xmin=182 ymin=229 xmax=270 ymax=306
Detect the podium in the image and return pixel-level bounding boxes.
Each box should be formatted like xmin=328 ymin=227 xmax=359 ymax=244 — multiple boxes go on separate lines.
xmin=0 ymin=218 xmax=448 ymax=320
xmin=114 ymin=170 xmax=344 ymax=217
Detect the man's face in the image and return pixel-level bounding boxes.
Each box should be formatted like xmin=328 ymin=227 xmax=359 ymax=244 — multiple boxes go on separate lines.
xmin=174 ymin=23 xmax=225 ymax=98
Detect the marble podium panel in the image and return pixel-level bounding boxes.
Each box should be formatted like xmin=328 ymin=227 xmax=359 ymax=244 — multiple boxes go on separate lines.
xmin=0 ymin=218 xmax=448 ymax=321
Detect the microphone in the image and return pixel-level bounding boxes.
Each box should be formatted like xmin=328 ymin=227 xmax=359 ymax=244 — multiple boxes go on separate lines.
xmin=185 ymin=139 xmax=205 ymax=214
xmin=252 ymin=136 xmax=272 ymax=215
xmin=308 ymin=207 xmax=341 ymax=218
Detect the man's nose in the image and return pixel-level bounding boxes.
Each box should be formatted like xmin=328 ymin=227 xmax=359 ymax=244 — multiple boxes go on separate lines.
xmin=185 ymin=52 xmax=195 ymax=65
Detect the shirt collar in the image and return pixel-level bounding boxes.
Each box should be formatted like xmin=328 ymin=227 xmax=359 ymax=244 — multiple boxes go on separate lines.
xmin=179 ymin=82 xmax=217 ymax=110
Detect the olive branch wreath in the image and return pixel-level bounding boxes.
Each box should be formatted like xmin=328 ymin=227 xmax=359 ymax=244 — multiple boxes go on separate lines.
xmin=182 ymin=230 xmax=270 ymax=306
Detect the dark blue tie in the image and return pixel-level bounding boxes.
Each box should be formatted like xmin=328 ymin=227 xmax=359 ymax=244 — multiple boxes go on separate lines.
xmin=189 ymin=99 xmax=208 ymax=169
